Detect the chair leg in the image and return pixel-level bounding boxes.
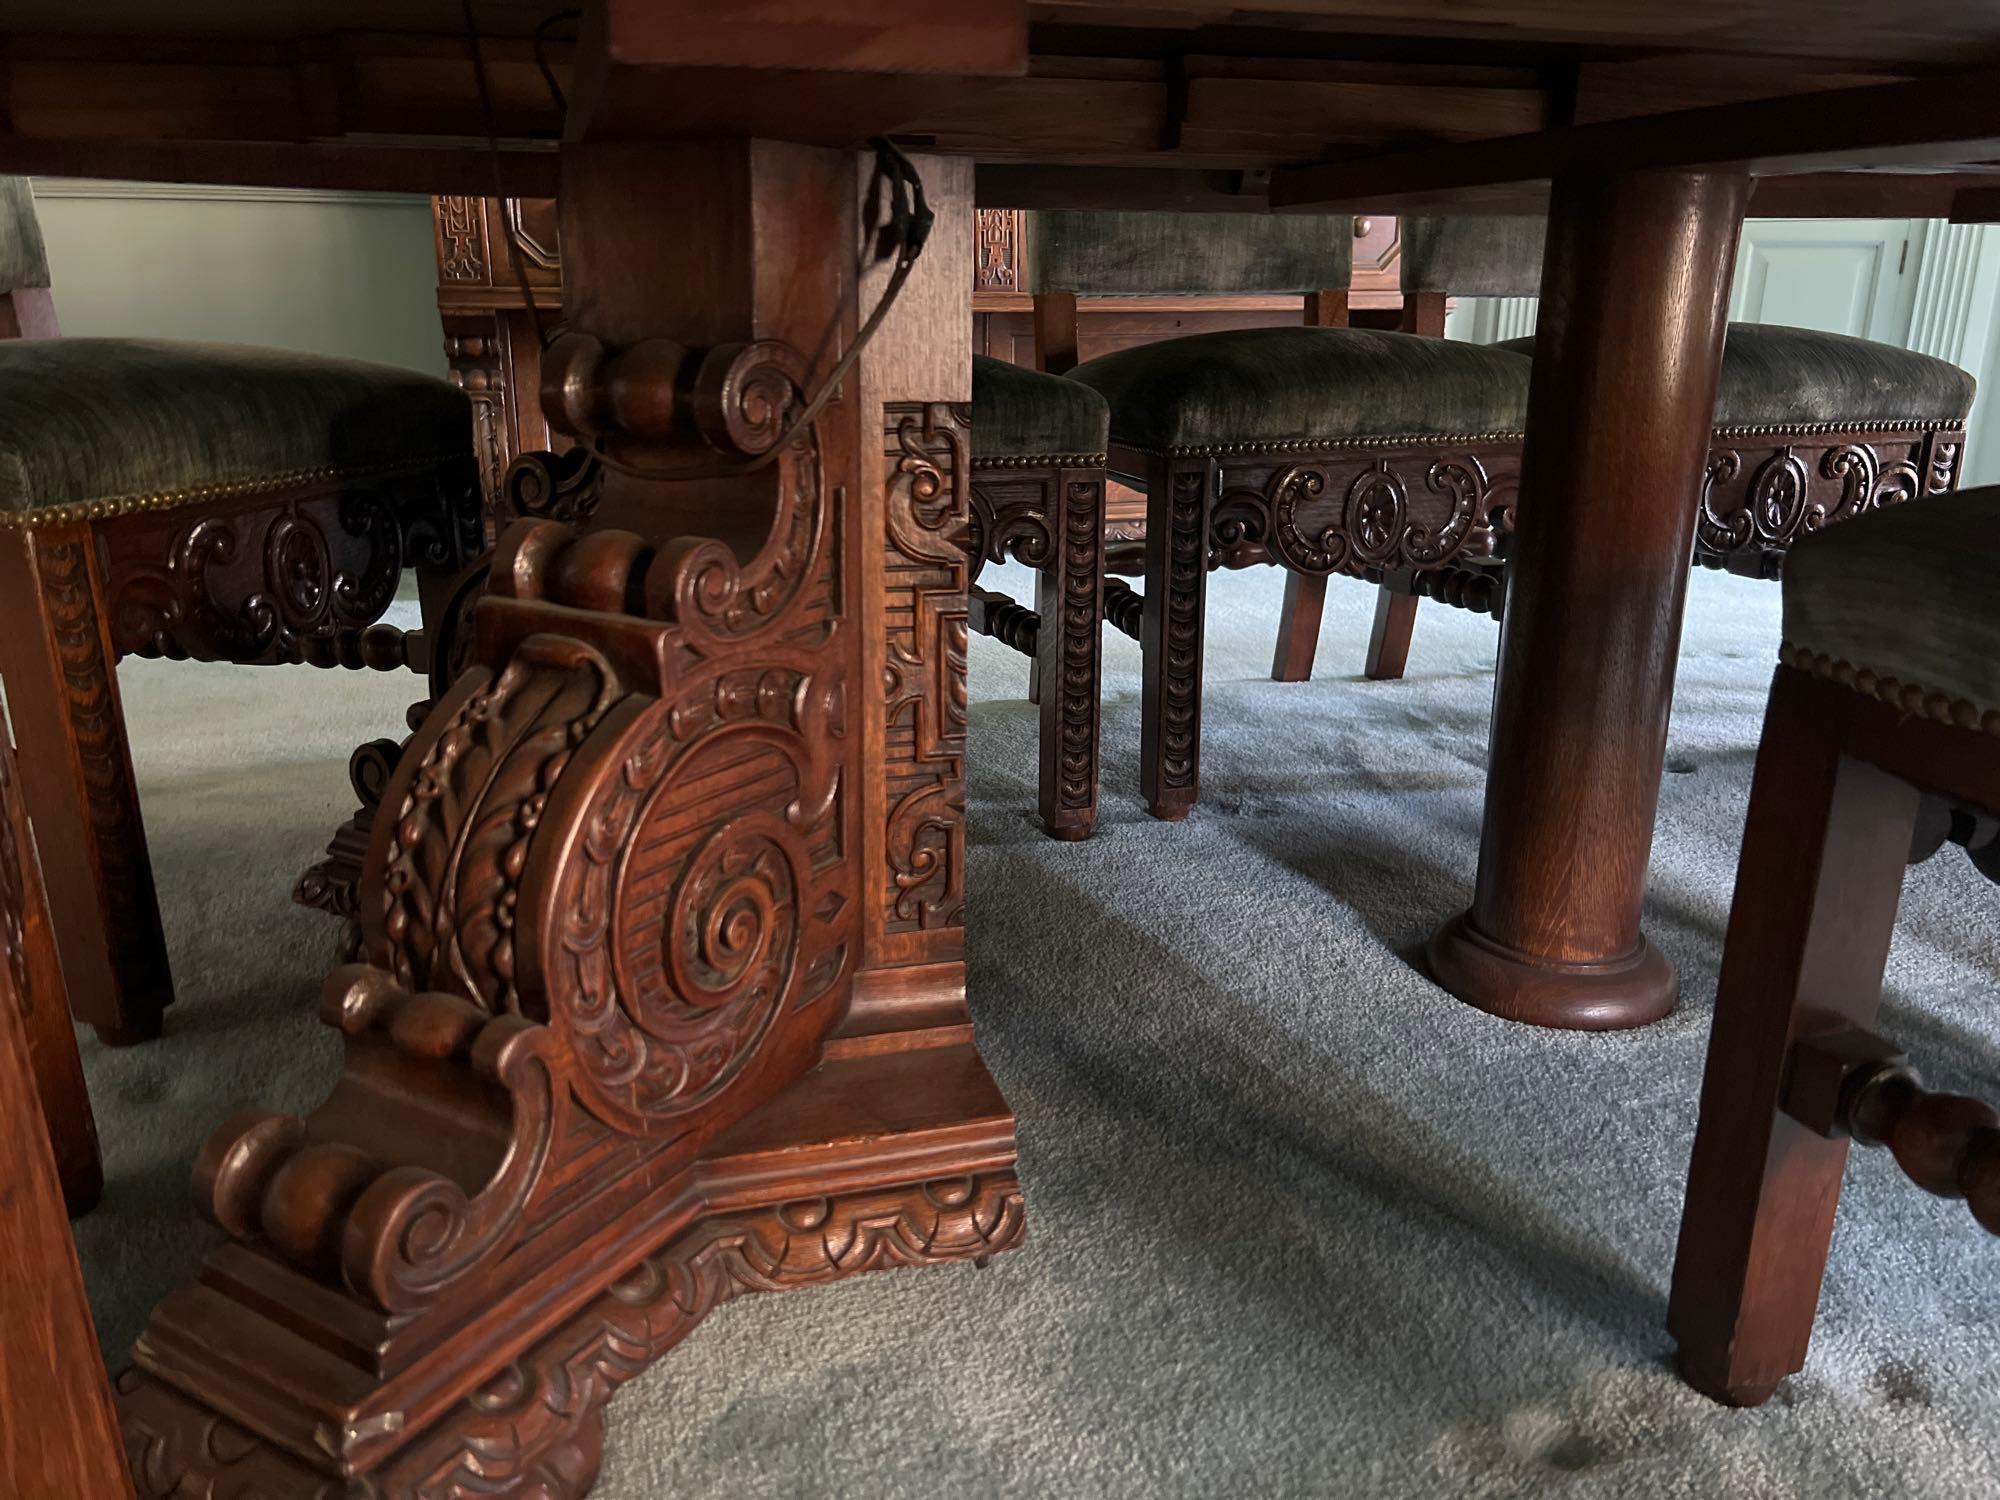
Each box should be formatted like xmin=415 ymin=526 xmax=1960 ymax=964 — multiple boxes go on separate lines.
xmin=1034 ymin=473 xmax=1103 ymax=841
xmin=1668 ymin=668 xmax=1919 ymax=1406
xmin=1140 ymin=457 xmax=1211 ymax=821
xmin=1025 ymin=654 xmax=1042 ymax=705
xmin=0 ymin=525 xmax=172 ymax=1046
xmin=1365 ymin=585 xmax=1419 ymax=681
xmin=1 ymin=728 xmax=102 ymax=1216
xmin=1270 ymin=571 xmax=1326 ymax=682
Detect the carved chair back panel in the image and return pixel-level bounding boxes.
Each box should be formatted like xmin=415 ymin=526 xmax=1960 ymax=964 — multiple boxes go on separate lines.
xmin=1026 ymin=211 xmax=1355 ymax=297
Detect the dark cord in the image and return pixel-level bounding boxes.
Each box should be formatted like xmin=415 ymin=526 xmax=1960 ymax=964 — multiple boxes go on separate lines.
xmin=462 ymin=0 xmax=556 ymax=351
xmin=590 ymin=137 xmax=934 ymax=480
xmin=531 ymin=8 xmax=583 ymax=117
xmin=464 ymin=2 xmax=933 ymax=480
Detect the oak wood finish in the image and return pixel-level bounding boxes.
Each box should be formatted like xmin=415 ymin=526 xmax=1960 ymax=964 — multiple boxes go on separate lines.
xmin=1669 ymin=665 xmax=2000 ymax=1405
xmin=0 ymin=776 xmax=131 ymax=1497
xmin=0 ymin=463 xmax=484 ymax=1044
xmin=7 ymin=7 xmax=2000 ymax=1488
xmin=1427 ymin=168 xmax=1750 ymax=1030
xmin=968 ymin=460 xmax=1107 ymax=839
xmin=1348 ymin=421 xmax=1968 ymax=682
xmin=115 ymin=140 xmax=1020 ymax=1499
xmin=1 ymin=688 xmax=101 ymax=1216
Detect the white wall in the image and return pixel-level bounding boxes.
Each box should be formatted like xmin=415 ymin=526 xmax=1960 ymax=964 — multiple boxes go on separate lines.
xmin=29 ymin=181 xmax=445 ymax=378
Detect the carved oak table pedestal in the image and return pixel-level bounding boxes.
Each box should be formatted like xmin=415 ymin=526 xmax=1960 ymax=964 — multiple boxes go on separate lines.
xmin=114 ymin=141 xmax=1020 ymax=1499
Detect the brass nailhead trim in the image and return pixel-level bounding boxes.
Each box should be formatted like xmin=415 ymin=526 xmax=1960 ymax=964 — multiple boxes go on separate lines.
xmin=1135 ymin=432 xmax=1528 ymax=459
xmin=1711 ymin=420 xmax=1960 ymax=439
xmin=1126 ymin=421 xmax=1962 ymax=461
xmin=0 ymin=452 xmax=471 ymax=531
xmin=1782 ymin=642 xmax=2000 ymax=738
xmin=970 ymin=453 xmax=1109 ymax=470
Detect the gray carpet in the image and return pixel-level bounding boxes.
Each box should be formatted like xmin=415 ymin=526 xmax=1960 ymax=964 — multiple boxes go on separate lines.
xmin=68 ymin=562 xmax=2000 ymax=1498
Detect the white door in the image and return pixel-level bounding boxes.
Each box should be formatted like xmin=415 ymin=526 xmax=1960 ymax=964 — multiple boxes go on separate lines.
xmin=1728 ymin=219 xmax=1923 ymax=340
xmin=1451 ymin=219 xmax=1925 ymax=345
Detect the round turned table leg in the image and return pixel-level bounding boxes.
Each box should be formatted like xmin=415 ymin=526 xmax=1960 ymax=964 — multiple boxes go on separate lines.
xmin=1427 ymin=168 xmax=1751 ymax=1031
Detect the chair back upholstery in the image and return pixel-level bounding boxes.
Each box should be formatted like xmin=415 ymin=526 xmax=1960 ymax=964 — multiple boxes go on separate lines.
xmin=0 ymin=178 xmax=52 ymax=298
xmin=1400 ymin=217 xmax=1544 ymax=298
xmin=1026 ymin=211 xmax=1353 ymax=296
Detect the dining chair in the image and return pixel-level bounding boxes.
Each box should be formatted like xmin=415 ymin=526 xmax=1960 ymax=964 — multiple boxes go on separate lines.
xmin=1669 ymin=484 xmax=2000 ymax=1407
xmin=1 ymin=691 xmax=100 ymax=1216
xmin=0 ymin=176 xmax=485 ymax=1046
xmin=968 ymin=355 xmax=1112 ymax=839
xmin=1032 ymin=210 xmax=1534 ymax=818
xmin=1277 ymin=217 xmax=1974 ymax=683
xmin=0 ymin=726 xmax=129 ymax=1493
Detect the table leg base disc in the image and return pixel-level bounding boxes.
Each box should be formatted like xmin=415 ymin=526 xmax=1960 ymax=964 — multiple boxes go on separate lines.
xmin=1425 ymin=911 xmax=1677 ymax=1031
xmin=115 ymin=1035 xmax=1022 ymax=1500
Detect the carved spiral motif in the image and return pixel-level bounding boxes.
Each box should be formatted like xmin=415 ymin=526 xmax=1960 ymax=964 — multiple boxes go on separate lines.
xmin=651 ymin=432 xmax=823 ymax=651
xmin=693 ymin=340 xmax=804 ymax=457
xmin=887 ymin=412 xmax=971 ymax=565
xmin=502 ymin=447 xmax=604 ymax=529
xmin=1270 ymin=464 xmax=1348 ymax=573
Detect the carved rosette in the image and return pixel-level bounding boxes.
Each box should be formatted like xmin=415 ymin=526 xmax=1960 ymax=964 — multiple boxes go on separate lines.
xmin=1695 ymin=429 xmax=1953 ymax=560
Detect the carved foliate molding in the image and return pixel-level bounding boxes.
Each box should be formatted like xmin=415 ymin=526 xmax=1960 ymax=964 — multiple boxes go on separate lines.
xmin=119 ymin=1169 xmax=1023 ymax=1498
xmin=1209 ymin=444 xmax=1516 ymax=579
xmin=1695 ymin=430 xmax=1946 ymax=558
xmin=102 ymin=464 xmax=484 ymax=668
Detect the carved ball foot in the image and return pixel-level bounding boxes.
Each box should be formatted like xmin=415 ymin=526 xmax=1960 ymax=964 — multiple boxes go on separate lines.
xmin=1425 ymin=911 xmax=1677 ymax=1031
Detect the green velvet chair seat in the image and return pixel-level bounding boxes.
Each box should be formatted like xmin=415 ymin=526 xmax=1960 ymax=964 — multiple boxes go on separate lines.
xmin=1782 ymin=485 xmax=2000 ymax=725
xmin=972 ymin=353 xmax=1110 ymax=461
xmin=1065 ymin=327 xmax=1533 ymax=452
xmin=0 ymin=339 xmax=472 ymax=516
xmin=1498 ymin=324 xmax=1975 ymax=430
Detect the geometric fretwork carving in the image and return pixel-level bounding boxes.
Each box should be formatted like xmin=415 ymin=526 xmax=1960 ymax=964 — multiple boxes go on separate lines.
xmin=882 ymin=402 xmax=971 ymax=934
